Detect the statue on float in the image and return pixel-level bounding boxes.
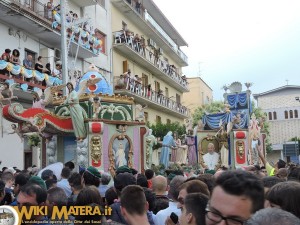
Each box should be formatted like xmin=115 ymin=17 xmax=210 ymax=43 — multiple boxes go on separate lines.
xmin=202 ymin=142 xmax=220 ymax=171
xmin=159 ymin=131 xmax=176 ymax=168
xmin=249 ymin=113 xmax=261 ymax=165
xmin=175 ymin=135 xmax=188 ymax=165
xmin=186 ymin=129 xmax=197 ymax=166
xmin=145 ymin=129 xmax=157 ymax=168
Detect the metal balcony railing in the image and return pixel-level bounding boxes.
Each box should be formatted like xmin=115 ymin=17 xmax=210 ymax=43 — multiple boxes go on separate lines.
xmin=113 ymin=31 xmax=189 ymax=91
xmin=114 ymin=76 xmax=190 ymax=117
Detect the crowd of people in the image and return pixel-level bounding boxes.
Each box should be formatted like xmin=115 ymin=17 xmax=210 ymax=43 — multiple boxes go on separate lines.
xmin=0 ymin=150 xmax=300 ymax=225
xmin=0 ymin=48 xmax=62 ymax=87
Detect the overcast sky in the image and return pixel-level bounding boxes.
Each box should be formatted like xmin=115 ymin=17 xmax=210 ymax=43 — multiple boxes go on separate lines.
xmin=153 ymin=0 xmax=300 ymax=100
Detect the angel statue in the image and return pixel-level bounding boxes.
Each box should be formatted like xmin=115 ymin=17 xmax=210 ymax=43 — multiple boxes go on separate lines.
xmin=64 ymin=77 xmax=101 ymax=141
xmin=0 ymin=82 xmax=18 ymax=106
xmin=135 ymin=104 xmax=147 ymax=122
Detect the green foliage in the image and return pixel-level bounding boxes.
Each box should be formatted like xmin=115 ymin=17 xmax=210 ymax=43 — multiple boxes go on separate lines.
xmin=192 ymin=101 xmax=224 ymax=126
xmin=148 ymin=121 xmax=185 ymax=149
xmin=27 ymin=134 xmax=41 ymax=147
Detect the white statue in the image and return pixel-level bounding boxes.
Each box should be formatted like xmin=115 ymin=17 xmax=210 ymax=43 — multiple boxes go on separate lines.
xmin=145 ymin=129 xmax=157 ymax=168
xmin=116 ymin=143 xmax=127 ymax=168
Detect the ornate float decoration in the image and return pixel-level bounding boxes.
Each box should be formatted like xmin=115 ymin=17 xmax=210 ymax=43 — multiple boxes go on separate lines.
xmin=2 ymin=67 xmax=148 ymax=173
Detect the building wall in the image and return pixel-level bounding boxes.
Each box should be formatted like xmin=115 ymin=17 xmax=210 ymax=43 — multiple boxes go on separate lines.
xmin=256 ymin=88 xmax=300 ymax=145
xmin=182 ymin=77 xmax=213 ymax=112
xmin=111 ymin=4 xmax=187 ymax=124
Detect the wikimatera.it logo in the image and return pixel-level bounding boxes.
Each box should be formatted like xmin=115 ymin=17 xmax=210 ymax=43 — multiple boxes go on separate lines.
xmin=10 ymin=205 xmax=112 ymax=225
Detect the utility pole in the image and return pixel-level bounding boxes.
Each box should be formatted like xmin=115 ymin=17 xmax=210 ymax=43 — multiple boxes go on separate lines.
xmin=61 ymin=0 xmax=68 ymax=95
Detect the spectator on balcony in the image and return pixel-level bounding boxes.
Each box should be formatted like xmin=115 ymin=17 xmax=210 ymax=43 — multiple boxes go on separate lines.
xmin=52 ymin=62 xmax=62 ymax=80
xmin=140 ymin=35 xmax=146 ymax=56
xmin=154 ymin=48 xmax=159 ymax=67
xmin=126 ymin=0 xmax=132 ymax=5
xmin=116 ymin=74 xmax=125 ymax=89
xmin=133 ymin=33 xmax=141 ymax=52
xmin=23 ymin=55 xmax=34 ymax=70
xmin=158 ymin=89 xmax=163 ymax=104
xmin=123 ymin=69 xmax=131 ymax=87
xmin=1 ymin=49 xmax=11 ymax=62
xmin=135 ymin=0 xmax=141 ymax=14
xmin=35 ymin=56 xmax=44 ymax=74
xmin=147 ymin=84 xmax=151 ymax=98
xmin=45 ymin=2 xmax=54 ymax=20
xmin=10 ymin=49 xmax=20 ymax=65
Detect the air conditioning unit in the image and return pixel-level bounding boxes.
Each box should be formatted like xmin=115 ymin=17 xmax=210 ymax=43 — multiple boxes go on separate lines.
xmin=158 ymin=48 xmax=163 ymax=55
xmin=54 ymin=48 xmax=61 ymax=61
xmin=147 ymin=38 xmax=156 ymax=48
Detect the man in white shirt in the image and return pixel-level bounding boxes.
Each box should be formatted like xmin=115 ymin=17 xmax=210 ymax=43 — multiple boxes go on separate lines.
xmin=203 ymin=143 xmax=220 ymax=171
xmin=155 ymin=176 xmax=186 ymax=225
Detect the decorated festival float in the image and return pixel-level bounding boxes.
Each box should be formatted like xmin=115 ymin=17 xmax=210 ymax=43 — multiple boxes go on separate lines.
xmin=196 ymin=81 xmax=267 ymax=172
xmin=1 ymin=66 xmax=149 ymax=175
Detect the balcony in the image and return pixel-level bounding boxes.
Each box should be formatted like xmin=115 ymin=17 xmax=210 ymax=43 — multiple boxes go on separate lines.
xmin=111 ymin=0 xmax=188 ymax=67
xmin=70 ymin=0 xmax=97 ymax=8
xmin=114 ymin=77 xmax=190 ymax=119
xmin=0 ymin=0 xmax=98 ymax=59
xmin=113 ymin=32 xmax=189 ymax=93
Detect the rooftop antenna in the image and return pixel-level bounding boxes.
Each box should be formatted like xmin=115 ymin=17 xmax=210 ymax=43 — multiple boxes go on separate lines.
xmin=197 ymin=62 xmax=202 ymax=77
xmin=286 ymin=79 xmax=289 ymax=85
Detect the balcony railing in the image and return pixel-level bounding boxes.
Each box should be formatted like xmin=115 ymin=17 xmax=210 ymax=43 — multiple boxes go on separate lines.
xmin=114 ymin=76 xmax=190 ymax=117
xmin=0 ymin=60 xmax=62 ymax=91
xmin=113 ymin=31 xmax=189 ymax=92
xmin=111 ymin=0 xmax=188 ymax=65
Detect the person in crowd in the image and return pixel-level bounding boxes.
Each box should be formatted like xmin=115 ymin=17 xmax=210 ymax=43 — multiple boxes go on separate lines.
xmin=245 ymin=208 xmax=300 ymax=225
xmin=156 ymin=175 xmax=186 ymax=225
xmin=82 ymin=166 xmax=101 ymax=187
xmin=276 ymin=168 xmax=288 ymax=180
xmin=109 ymin=172 xmax=137 ymax=224
xmin=17 ymin=183 xmax=48 ymax=224
xmin=287 ymin=166 xmax=300 ymax=182
xmin=64 ymin=161 xmax=75 ymax=171
xmin=11 ymin=172 xmax=30 ymax=206
xmin=41 ymin=169 xmax=54 ymax=181
xmin=152 ymin=175 xmax=169 ymax=214
xmin=1 ymin=48 xmax=11 ymax=62
xmin=99 ymin=172 xmax=111 ymax=198
xmin=260 ymin=166 xmax=268 ymax=176
xmin=145 ymin=169 xmax=154 ymax=189
xmin=265 ymin=181 xmax=300 ymax=218
xmin=177 ymin=180 xmax=210 ymax=210
xmin=0 ymin=172 xmax=15 ymax=205
xmin=67 ymin=172 xmax=83 ymax=207
xmin=46 ymin=187 xmax=69 ymax=221
xmin=137 ymin=174 xmax=148 ymax=188
xmin=10 ymin=49 xmax=20 ymax=65
xmin=23 ymin=54 xmax=34 ymax=70
xmin=261 ymin=176 xmax=283 ymax=193
xmin=179 ymin=193 xmax=209 ymax=225
xmin=105 ymin=186 xmax=118 ymax=206
xmin=196 ymin=173 xmax=216 ymax=195
xmin=205 ymin=170 xmax=264 ymax=225
xmin=28 ymin=176 xmax=47 ymax=190
xmin=143 ymin=187 xmax=156 ymax=225
xmin=45 ymin=179 xmax=57 ymax=190
xmin=0 ymin=180 xmax=5 ymax=205
xmin=258 ymin=150 xmax=286 ymax=176
xmin=57 ymin=167 xmax=72 ymax=197
xmin=120 ymin=185 xmax=150 ymax=225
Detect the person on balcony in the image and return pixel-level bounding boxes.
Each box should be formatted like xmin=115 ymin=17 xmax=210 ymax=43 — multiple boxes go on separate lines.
xmin=140 ymin=35 xmax=146 ymax=56
xmin=10 ymin=49 xmax=20 ymax=65
xmin=45 ymin=1 xmax=54 ymax=20
xmin=52 ymin=62 xmax=62 ymax=80
xmin=23 ymin=54 xmax=34 ymax=70
xmin=133 ymin=33 xmax=141 ymax=52
xmin=1 ymin=49 xmax=11 ymax=62
xmin=135 ymin=0 xmax=141 ymax=14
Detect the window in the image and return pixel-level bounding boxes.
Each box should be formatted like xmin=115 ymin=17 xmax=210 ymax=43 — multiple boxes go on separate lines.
xmin=165 ymin=87 xmax=169 ymax=98
xmin=273 ymin=111 xmax=277 ymax=120
xmin=166 ymin=119 xmax=171 ymax=125
xmin=94 ymin=29 xmax=106 ymax=54
xmin=290 ymin=110 xmax=293 ymax=119
xmin=284 ymin=111 xmax=288 ymax=119
xmin=295 ymin=110 xmax=298 ymax=118
xmin=144 ymin=112 xmax=148 ymax=123
xmin=156 ymin=115 xmax=161 ymax=124
xmin=142 ymin=74 xmax=148 ymax=86
xmin=268 ymin=112 xmax=272 ymax=120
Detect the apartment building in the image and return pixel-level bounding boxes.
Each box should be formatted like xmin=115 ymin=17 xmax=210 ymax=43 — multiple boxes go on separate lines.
xmin=0 ymin=0 xmax=111 ymax=169
xmin=111 ymin=0 xmax=190 ymax=124
xmin=182 ymin=77 xmax=213 ymax=113
xmin=253 ymin=85 xmax=300 ymax=163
